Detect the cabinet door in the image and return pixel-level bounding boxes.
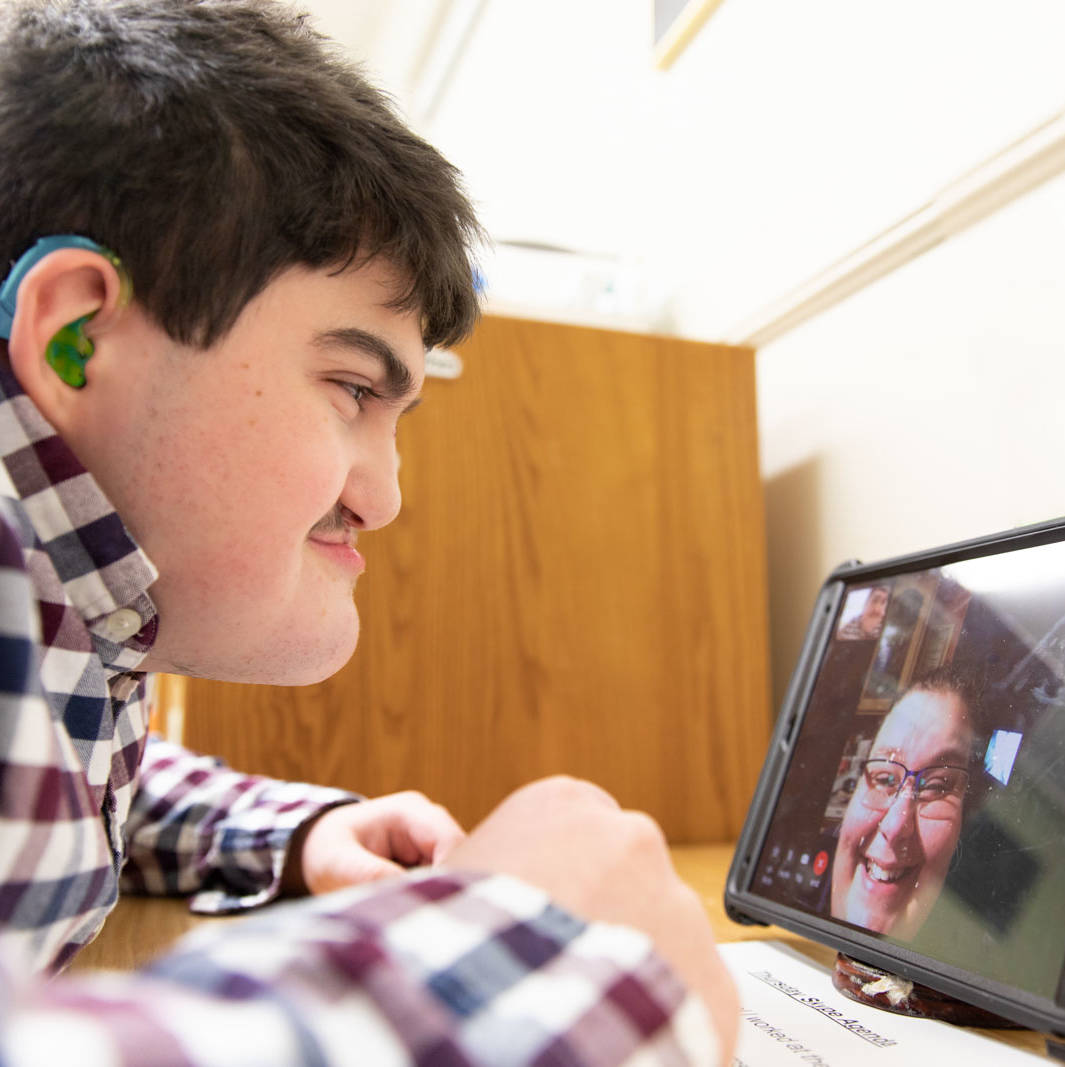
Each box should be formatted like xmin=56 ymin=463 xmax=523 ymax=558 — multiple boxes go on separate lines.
xmin=184 ymin=315 xmax=770 ymax=842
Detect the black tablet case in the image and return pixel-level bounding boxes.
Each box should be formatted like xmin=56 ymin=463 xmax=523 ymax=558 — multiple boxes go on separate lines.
xmin=725 ymin=516 xmax=1065 ymax=1037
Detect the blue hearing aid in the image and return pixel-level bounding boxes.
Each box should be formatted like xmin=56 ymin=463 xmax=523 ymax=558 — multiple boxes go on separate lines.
xmin=0 ymin=234 xmax=132 ymax=387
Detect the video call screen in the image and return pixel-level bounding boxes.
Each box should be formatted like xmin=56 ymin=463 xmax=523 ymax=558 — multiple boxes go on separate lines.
xmin=750 ymin=538 xmax=1065 ymax=1004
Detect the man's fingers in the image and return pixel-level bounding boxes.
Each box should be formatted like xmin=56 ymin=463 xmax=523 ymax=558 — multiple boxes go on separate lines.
xmin=369 ymin=792 xmax=467 ymax=865
xmin=310 ymin=850 xmax=405 ymax=894
xmin=299 ymin=792 xmax=469 ymax=893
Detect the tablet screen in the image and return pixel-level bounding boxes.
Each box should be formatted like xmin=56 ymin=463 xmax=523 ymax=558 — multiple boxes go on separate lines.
xmin=750 ymin=537 xmax=1065 ymax=1005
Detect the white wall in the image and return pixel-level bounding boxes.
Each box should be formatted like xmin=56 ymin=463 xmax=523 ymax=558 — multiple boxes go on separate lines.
xmin=308 ymin=0 xmax=1065 ymax=708
xmin=759 ymin=172 xmax=1065 ymax=706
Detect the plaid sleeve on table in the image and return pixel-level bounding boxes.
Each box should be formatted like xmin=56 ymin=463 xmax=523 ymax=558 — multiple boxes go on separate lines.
xmin=122 ymin=736 xmax=358 ymax=913
xmin=0 ymin=870 xmax=721 ymax=1066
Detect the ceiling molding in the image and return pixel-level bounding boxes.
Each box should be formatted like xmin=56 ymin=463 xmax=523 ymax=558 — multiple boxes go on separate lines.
xmin=726 ymin=107 xmax=1065 ymax=349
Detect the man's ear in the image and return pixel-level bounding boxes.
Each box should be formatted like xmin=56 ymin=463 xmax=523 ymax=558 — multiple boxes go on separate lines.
xmin=5 ymin=248 xmax=130 ymax=430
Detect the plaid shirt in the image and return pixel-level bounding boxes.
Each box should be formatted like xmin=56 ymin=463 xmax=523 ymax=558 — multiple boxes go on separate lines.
xmin=0 ymin=363 xmax=719 ymax=1064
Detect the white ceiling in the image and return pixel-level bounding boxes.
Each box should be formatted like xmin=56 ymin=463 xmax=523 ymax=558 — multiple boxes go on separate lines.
xmin=299 ymin=1 xmax=1065 ymax=340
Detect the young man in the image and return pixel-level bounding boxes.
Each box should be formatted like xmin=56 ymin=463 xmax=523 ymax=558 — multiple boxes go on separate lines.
xmin=0 ymin=1 xmax=737 ymax=1063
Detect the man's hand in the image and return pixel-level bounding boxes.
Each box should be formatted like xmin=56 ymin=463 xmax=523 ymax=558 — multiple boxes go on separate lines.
xmin=445 ymin=776 xmax=739 ymax=1060
xmin=291 ymin=791 xmax=466 ymax=894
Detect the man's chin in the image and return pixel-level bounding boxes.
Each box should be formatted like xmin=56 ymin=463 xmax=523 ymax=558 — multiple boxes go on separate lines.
xmin=142 ymin=600 xmax=361 ymax=685
xmin=281 ymin=621 xmax=361 ymax=686
xmin=208 ymin=620 xmax=360 ymax=686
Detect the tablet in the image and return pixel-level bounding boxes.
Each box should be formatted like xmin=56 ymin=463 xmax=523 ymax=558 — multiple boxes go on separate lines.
xmin=725 ymin=516 xmax=1065 ymax=1036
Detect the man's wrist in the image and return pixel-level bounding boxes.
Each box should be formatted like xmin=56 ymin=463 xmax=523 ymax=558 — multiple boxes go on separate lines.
xmin=279 ymin=799 xmax=362 ymax=896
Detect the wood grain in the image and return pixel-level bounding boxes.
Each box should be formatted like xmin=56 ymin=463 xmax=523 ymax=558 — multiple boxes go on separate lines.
xmin=184 ymin=316 xmax=770 ymax=841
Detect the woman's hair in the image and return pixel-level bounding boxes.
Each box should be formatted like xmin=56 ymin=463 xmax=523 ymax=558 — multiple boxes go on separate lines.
xmin=905 ymin=665 xmax=987 ymax=760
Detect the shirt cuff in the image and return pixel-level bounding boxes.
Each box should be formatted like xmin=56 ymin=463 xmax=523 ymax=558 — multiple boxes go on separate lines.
xmin=186 ymin=793 xmax=360 ymax=915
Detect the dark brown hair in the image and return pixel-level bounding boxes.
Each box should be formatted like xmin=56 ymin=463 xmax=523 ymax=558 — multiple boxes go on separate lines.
xmin=0 ymin=0 xmax=482 ymax=348
xmin=904 ymin=665 xmax=987 ymax=763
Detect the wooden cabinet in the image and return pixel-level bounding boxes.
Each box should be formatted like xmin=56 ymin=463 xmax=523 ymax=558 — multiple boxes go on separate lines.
xmin=182 ymin=315 xmax=770 ymax=842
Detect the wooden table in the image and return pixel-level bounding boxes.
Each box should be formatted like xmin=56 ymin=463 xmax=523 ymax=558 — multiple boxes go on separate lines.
xmin=73 ymin=844 xmax=1050 ymax=1057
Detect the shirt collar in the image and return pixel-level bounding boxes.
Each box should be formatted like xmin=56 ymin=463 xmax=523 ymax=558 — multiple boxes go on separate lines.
xmin=0 ymin=359 xmax=159 ymax=670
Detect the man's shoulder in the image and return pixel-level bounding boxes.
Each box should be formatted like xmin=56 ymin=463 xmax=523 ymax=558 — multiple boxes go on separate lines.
xmin=0 ymin=496 xmax=34 ymax=570
xmin=0 ymin=497 xmax=43 ymax=684
xmin=0 ymin=496 xmax=37 ymax=598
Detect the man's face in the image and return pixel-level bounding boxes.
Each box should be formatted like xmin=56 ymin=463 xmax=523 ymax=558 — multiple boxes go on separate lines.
xmin=80 ymin=259 xmax=425 ymax=684
xmin=830 ymin=688 xmax=972 ymax=939
xmin=859 ymin=587 xmax=889 ymax=636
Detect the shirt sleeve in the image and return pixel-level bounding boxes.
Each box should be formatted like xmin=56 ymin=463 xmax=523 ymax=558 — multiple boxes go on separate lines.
xmin=121 ymin=736 xmax=358 ymax=914
xmin=0 ymin=870 xmax=721 ymax=1066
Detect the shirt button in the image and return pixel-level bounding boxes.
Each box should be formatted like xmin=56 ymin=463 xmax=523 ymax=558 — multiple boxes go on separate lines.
xmin=104 ymin=608 xmax=143 ymax=641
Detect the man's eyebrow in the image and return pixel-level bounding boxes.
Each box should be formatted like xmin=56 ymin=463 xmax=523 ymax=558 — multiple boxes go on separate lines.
xmin=313 ymin=326 xmax=419 ymax=400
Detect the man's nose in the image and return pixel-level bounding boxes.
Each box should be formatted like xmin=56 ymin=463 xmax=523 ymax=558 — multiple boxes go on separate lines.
xmin=341 ymin=437 xmax=402 ymax=531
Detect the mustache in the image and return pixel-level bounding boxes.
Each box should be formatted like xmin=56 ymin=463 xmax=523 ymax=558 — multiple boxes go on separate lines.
xmin=309 ymin=504 xmax=359 ymax=539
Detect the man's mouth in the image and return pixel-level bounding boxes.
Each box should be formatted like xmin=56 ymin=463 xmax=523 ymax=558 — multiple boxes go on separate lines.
xmin=308 ymin=534 xmax=365 ymax=576
xmin=309 ymin=531 xmax=358 ymax=548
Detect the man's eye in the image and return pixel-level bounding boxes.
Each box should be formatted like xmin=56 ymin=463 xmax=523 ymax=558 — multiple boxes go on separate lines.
xmin=333 ymin=381 xmax=376 ymax=407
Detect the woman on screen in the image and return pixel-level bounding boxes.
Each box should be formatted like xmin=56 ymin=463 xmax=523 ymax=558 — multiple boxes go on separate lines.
xmin=830 ymin=670 xmax=974 ymax=940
